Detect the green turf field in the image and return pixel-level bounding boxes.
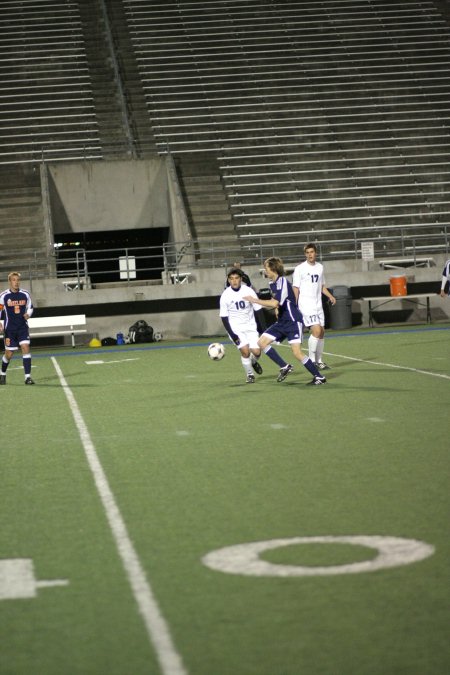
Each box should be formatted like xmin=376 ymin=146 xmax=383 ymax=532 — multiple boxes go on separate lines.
xmin=1 ymin=325 xmax=449 ymax=675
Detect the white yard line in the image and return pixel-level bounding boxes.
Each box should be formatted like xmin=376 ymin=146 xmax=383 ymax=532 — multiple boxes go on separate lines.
xmin=85 ymin=358 xmax=140 ymax=365
xmin=323 ymin=351 xmax=450 ymax=380
xmin=51 ymin=357 xmax=187 ymax=675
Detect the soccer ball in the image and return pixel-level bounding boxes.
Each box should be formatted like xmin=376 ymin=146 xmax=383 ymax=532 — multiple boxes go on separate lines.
xmin=208 ymin=342 xmax=225 ymax=360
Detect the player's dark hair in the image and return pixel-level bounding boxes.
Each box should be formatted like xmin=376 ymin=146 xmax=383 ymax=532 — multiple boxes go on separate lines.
xmin=227 ymin=267 xmax=243 ymax=279
xmin=304 ymin=243 xmax=317 ymax=253
xmin=264 ymin=257 xmax=285 ymax=276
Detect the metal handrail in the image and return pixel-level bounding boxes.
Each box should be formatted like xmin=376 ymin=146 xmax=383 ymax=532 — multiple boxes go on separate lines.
xmin=2 ymin=227 xmax=448 ymax=290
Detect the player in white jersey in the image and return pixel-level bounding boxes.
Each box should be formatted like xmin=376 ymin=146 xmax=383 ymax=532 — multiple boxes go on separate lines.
xmin=440 ymin=259 xmax=450 ymax=297
xmin=292 ymin=243 xmax=336 ymax=370
xmin=220 ymin=268 xmax=291 ymax=383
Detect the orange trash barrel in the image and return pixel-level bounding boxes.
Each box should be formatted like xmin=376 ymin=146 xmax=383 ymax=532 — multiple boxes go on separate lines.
xmin=390 ymin=274 xmax=407 ymax=296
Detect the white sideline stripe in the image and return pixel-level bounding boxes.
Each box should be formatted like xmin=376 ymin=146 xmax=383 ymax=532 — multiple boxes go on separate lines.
xmin=51 ymin=357 xmax=187 ymax=675
xmin=280 ymin=342 xmax=450 ymax=379
xmin=323 ymin=351 xmax=450 ymax=380
xmin=85 ymin=358 xmax=140 ymax=365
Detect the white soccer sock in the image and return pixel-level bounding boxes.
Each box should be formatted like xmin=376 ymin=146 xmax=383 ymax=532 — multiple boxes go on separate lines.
xmin=315 ymin=338 xmax=325 ymax=363
xmin=23 ymin=353 xmax=32 ymax=378
xmin=308 ymin=335 xmax=319 ymax=363
xmin=241 ymin=356 xmax=253 ymax=375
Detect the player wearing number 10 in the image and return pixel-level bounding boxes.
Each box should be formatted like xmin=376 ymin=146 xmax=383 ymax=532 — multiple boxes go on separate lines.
xmin=292 ymin=243 xmax=336 ymax=370
xmin=220 ymin=268 xmax=291 ymax=384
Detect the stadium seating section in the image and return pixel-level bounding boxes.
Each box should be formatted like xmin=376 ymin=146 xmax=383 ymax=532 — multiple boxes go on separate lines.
xmin=1 ymin=0 xmax=450 ymax=268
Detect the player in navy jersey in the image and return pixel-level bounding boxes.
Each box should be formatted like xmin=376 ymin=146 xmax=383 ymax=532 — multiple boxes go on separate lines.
xmin=0 ymin=271 xmax=35 ymax=385
xmin=244 ymin=257 xmax=326 ymax=385
xmin=220 ymin=267 xmax=292 ymax=383
xmin=440 ymin=259 xmax=450 ymax=297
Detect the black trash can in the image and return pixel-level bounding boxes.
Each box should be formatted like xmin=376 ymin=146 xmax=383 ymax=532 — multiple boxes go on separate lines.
xmin=329 ymin=286 xmax=353 ymax=330
xmin=258 ymin=287 xmax=276 ymax=327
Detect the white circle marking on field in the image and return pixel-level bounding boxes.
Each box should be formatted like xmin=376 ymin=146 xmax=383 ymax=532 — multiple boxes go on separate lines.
xmin=202 ymin=535 xmax=435 ymax=577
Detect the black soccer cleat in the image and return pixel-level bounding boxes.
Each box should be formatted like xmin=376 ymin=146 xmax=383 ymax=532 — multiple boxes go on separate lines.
xmin=252 ymin=359 xmax=263 ymax=375
xmin=315 ymin=361 xmax=330 ymax=370
xmin=0 ymin=374 xmax=6 ymax=385
xmin=306 ymin=375 xmax=327 ymax=386
xmin=246 ymin=373 xmax=256 ymax=384
xmin=25 ymin=377 xmax=35 ymax=385
xmin=277 ymin=364 xmax=294 ymax=382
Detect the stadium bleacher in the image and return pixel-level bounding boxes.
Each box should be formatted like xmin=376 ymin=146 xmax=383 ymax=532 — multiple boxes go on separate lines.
xmin=122 ymin=0 xmax=450 ymax=259
xmin=0 ymin=0 xmax=449 ymax=268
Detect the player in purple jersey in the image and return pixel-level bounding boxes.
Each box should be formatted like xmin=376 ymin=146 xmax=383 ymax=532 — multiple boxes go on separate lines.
xmin=440 ymin=259 xmax=450 ymax=297
xmin=0 ymin=271 xmax=35 ymax=385
xmin=244 ymin=257 xmax=326 ymax=385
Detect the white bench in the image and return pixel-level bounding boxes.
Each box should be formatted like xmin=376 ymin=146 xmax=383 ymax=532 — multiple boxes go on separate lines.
xmin=378 ymin=258 xmax=435 ymax=270
xmin=61 ymin=278 xmax=89 ymax=291
xmin=28 ymin=314 xmax=87 ymax=348
xmin=170 ymin=271 xmax=192 ymax=284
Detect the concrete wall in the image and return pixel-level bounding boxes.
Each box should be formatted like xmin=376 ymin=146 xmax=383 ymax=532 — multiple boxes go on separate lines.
xmin=30 ymin=268 xmax=227 ymax=341
xmin=26 ymin=255 xmax=450 ymax=345
xmin=47 ymin=159 xmax=170 ymax=233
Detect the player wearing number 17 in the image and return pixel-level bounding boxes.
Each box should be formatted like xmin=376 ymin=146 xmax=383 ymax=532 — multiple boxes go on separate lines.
xmin=292 ymin=243 xmax=336 ymax=370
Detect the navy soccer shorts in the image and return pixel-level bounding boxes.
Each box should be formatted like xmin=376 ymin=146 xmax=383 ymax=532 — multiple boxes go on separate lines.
xmin=263 ymin=319 xmax=303 ymax=344
xmin=4 ymin=326 xmax=30 ymax=350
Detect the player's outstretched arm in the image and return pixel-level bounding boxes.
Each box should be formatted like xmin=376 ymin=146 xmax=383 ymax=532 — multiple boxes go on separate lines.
xmin=244 ymin=295 xmax=279 ymax=309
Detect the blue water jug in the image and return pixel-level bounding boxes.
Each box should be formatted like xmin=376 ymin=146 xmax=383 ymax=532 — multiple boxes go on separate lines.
xmin=116 ymin=332 xmax=125 ymax=345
